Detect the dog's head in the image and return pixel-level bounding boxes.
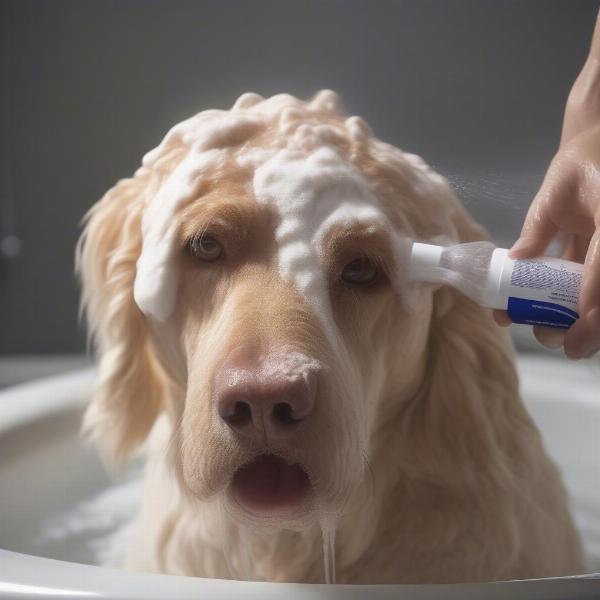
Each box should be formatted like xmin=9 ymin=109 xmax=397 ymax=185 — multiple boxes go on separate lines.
xmin=78 ymin=91 xmax=496 ymax=530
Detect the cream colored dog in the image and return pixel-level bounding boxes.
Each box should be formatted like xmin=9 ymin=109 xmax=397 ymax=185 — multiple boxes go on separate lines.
xmin=77 ymin=91 xmax=583 ymax=583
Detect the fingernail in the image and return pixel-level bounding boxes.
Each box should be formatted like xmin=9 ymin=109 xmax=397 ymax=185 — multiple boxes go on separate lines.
xmin=586 ymin=307 xmax=600 ymax=326
xmin=576 ymin=308 xmax=600 ymax=357
xmin=573 ymin=345 xmax=600 ymax=360
xmin=577 ymin=341 xmax=600 ymax=359
xmin=543 ymin=330 xmax=566 ymax=349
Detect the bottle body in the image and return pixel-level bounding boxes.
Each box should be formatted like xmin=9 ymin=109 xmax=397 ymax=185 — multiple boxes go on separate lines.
xmin=410 ymin=242 xmax=584 ymax=329
xmin=486 ymin=248 xmax=583 ymax=329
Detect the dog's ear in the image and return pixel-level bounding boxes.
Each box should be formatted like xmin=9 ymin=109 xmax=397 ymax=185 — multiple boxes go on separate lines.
xmin=408 ymin=177 xmax=537 ymax=481
xmin=76 ymin=170 xmax=167 ymax=465
xmin=411 ymin=203 xmax=536 ymax=491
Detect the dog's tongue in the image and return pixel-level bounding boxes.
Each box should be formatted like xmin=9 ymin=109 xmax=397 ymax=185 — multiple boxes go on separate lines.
xmin=231 ymin=454 xmax=310 ymax=516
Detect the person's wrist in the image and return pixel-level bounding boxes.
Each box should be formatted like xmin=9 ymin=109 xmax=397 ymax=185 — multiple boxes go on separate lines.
xmin=563 ymin=58 xmax=600 ymax=138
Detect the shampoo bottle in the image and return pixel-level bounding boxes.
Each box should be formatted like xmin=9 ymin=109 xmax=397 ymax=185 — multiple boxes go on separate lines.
xmin=409 ymin=241 xmax=584 ymax=329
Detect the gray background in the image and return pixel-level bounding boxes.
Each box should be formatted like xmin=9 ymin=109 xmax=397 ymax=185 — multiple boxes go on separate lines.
xmin=0 ymin=0 xmax=598 ymax=354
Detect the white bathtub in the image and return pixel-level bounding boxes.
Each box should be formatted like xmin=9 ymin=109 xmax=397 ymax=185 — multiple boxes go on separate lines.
xmin=1 ymin=355 xmax=599 ymax=599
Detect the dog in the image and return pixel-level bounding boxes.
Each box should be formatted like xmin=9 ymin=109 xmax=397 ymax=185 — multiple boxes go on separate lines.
xmin=77 ymin=90 xmax=583 ymax=583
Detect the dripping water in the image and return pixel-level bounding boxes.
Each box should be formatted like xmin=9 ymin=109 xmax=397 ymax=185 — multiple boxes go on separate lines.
xmin=320 ymin=518 xmax=337 ymax=584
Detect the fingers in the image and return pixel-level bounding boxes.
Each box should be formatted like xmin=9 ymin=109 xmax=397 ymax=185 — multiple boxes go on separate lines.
xmin=532 ymin=326 xmax=566 ymax=350
xmin=564 ymin=308 xmax=600 ymax=359
xmin=562 ymin=233 xmax=590 ymax=263
xmin=564 ymin=228 xmax=600 ymax=358
xmin=492 ymin=309 xmax=512 ymax=327
xmin=578 ymin=227 xmax=600 ymax=317
xmin=492 ymin=310 xmax=567 ymax=349
xmin=510 ymin=204 xmax=558 ymax=259
xmin=494 ymin=313 xmax=568 ymax=351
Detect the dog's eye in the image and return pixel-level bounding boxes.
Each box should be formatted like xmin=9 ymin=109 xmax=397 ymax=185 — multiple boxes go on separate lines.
xmin=188 ymin=233 xmax=223 ymax=262
xmin=341 ymin=257 xmax=378 ymax=286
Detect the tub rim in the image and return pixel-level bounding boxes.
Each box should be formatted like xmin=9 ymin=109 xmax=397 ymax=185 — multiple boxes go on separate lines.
xmin=1 ymin=357 xmax=600 ymax=598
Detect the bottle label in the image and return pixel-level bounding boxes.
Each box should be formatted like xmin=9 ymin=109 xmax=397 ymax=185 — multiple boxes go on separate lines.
xmin=507 ymin=297 xmax=578 ymax=328
xmin=503 ymin=257 xmax=583 ymax=329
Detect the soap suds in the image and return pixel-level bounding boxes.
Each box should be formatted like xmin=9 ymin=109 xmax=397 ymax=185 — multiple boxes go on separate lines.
xmin=37 ymin=477 xmax=141 ymax=567
xmin=132 ymin=91 xmax=412 ymax=336
xmin=134 ymin=149 xmax=226 ymax=320
xmin=251 ymin=145 xmax=387 ymax=339
xmin=224 ymin=350 xmax=322 ymax=388
xmin=258 ymin=350 xmax=322 ymax=382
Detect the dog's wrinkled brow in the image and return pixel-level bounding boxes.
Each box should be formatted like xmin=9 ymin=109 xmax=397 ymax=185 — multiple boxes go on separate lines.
xmin=177 ymin=199 xmax=268 ymax=247
xmin=323 ymin=222 xmax=394 ymax=269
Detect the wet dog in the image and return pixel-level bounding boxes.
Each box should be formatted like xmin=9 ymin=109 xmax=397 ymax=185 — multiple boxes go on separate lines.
xmin=77 ymin=91 xmax=583 ymax=582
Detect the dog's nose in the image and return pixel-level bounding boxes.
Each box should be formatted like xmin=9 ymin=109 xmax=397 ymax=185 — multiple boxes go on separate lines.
xmin=216 ymin=371 xmax=316 ymax=438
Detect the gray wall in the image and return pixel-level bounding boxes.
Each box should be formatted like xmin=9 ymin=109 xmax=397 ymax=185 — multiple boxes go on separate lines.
xmin=1 ymin=0 xmax=598 ymax=353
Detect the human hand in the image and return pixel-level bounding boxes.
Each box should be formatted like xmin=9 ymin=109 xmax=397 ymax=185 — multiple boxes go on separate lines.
xmin=494 ymin=125 xmax=600 ymax=358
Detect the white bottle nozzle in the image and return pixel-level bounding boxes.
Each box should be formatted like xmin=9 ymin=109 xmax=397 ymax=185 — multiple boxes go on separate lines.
xmin=409 ymin=242 xmax=444 ymax=282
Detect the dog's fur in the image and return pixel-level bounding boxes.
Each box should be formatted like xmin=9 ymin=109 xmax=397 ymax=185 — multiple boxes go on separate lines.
xmin=77 ymin=91 xmax=583 ymax=583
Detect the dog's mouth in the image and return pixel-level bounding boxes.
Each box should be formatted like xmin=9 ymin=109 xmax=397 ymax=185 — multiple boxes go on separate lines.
xmin=230 ymin=453 xmax=311 ymax=517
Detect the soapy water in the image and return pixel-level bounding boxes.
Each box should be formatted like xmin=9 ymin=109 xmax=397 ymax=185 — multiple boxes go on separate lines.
xmin=34 ymin=471 xmax=600 ymax=579
xmin=36 ymin=476 xmax=142 ymax=568
xmin=38 ymin=476 xmax=338 ymax=583
xmin=34 ymin=469 xmax=600 ymax=588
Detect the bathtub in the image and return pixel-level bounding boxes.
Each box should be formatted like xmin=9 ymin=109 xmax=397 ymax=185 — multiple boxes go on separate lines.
xmin=1 ymin=354 xmax=599 ymax=599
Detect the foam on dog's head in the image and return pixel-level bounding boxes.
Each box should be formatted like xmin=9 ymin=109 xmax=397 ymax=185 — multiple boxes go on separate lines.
xmin=249 ymin=144 xmax=387 ymax=340
xmin=133 ymin=91 xmax=444 ymax=330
